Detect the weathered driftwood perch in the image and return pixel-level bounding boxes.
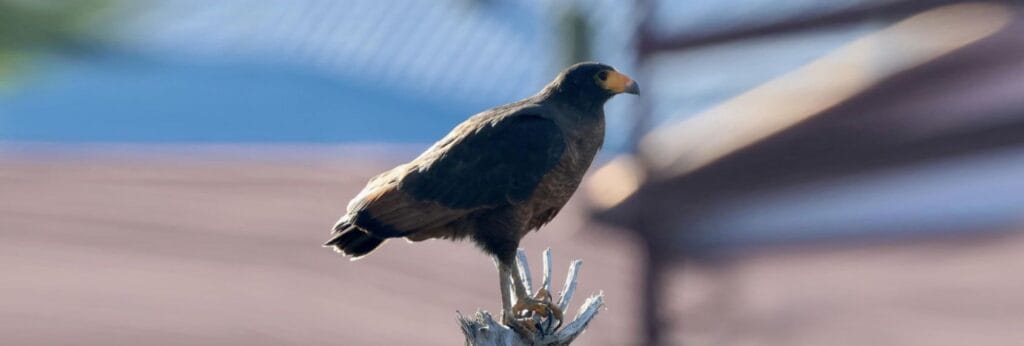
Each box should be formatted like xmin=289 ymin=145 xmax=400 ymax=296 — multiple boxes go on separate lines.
xmin=458 ymin=248 xmax=605 ymax=345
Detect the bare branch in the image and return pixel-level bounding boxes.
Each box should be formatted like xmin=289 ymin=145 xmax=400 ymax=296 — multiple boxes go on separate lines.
xmin=516 ymin=249 xmax=534 ymax=296
xmin=460 ymin=249 xmax=605 ymax=345
xmin=541 ymin=248 xmax=553 ymax=293
xmin=557 ymin=260 xmax=583 ymax=312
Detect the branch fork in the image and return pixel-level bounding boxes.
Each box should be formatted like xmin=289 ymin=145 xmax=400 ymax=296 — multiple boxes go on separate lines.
xmin=458 ymin=248 xmax=605 ymax=345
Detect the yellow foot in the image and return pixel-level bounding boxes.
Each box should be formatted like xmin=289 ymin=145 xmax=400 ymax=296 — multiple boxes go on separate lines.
xmin=512 ymin=288 xmax=564 ymax=325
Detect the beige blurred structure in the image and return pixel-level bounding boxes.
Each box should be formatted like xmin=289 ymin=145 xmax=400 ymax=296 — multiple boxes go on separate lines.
xmin=589 ymin=0 xmax=1024 ymax=344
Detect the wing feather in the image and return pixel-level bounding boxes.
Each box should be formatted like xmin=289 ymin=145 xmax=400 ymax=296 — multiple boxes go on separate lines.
xmin=401 ymin=110 xmax=566 ymax=209
xmin=346 ymin=106 xmax=566 ymax=239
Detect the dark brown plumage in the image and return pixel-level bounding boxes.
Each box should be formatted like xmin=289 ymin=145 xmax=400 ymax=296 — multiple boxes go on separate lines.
xmin=324 ymin=62 xmax=638 ymax=327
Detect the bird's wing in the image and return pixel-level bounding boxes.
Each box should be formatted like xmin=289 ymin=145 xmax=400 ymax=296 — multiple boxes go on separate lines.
xmin=400 ymin=109 xmax=566 ymax=209
xmin=347 ymin=108 xmax=566 ymax=237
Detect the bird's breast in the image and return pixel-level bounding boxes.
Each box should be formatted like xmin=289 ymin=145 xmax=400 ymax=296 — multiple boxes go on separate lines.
xmin=524 ymin=119 xmax=604 ymax=225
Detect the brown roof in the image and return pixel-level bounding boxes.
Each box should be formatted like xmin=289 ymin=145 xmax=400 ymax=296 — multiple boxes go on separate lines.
xmin=3 ymin=153 xmax=1024 ymax=344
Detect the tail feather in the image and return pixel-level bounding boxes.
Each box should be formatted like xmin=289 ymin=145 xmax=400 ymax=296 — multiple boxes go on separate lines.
xmin=324 ymin=225 xmax=385 ymax=259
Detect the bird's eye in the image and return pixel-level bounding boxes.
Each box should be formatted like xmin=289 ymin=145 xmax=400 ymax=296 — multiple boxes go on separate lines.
xmin=596 ymin=71 xmax=609 ymax=82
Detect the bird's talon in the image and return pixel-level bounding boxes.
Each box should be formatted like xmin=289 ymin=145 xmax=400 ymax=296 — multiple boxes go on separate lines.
xmin=534 ymin=288 xmax=553 ymax=303
xmin=503 ymin=314 xmax=538 ymax=340
xmin=512 ymin=296 xmax=564 ymax=331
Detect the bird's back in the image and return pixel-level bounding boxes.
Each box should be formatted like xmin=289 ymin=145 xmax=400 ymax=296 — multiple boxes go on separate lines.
xmin=336 ymin=100 xmax=569 ymax=242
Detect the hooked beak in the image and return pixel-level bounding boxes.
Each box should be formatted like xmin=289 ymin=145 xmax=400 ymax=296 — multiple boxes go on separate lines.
xmin=624 ymin=79 xmax=640 ymax=95
xmin=604 ymin=70 xmax=640 ymax=95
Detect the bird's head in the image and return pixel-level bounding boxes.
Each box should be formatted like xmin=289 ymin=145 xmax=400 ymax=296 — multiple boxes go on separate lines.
xmin=543 ymin=62 xmax=639 ymax=108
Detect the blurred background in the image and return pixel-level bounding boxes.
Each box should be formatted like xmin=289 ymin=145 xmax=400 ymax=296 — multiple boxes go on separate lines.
xmin=3 ymin=0 xmax=1024 ymax=345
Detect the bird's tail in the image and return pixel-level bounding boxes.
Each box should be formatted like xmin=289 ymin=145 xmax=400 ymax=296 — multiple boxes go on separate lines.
xmin=324 ymin=222 xmax=385 ymax=260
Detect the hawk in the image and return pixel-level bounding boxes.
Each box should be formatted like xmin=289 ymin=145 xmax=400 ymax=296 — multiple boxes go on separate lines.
xmin=326 ymin=62 xmax=638 ymax=330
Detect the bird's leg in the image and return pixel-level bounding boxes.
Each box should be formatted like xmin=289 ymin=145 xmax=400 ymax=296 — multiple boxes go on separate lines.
xmin=511 ymin=260 xmax=564 ymax=324
xmin=497 ymin=261 xmax=514 ymax=324
xmin=498 ymin=261 xmax=538 ymax=339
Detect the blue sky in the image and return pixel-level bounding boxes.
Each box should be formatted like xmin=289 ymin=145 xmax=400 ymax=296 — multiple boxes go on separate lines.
xmin=0 ymin=0 xmax=870 ymax=150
